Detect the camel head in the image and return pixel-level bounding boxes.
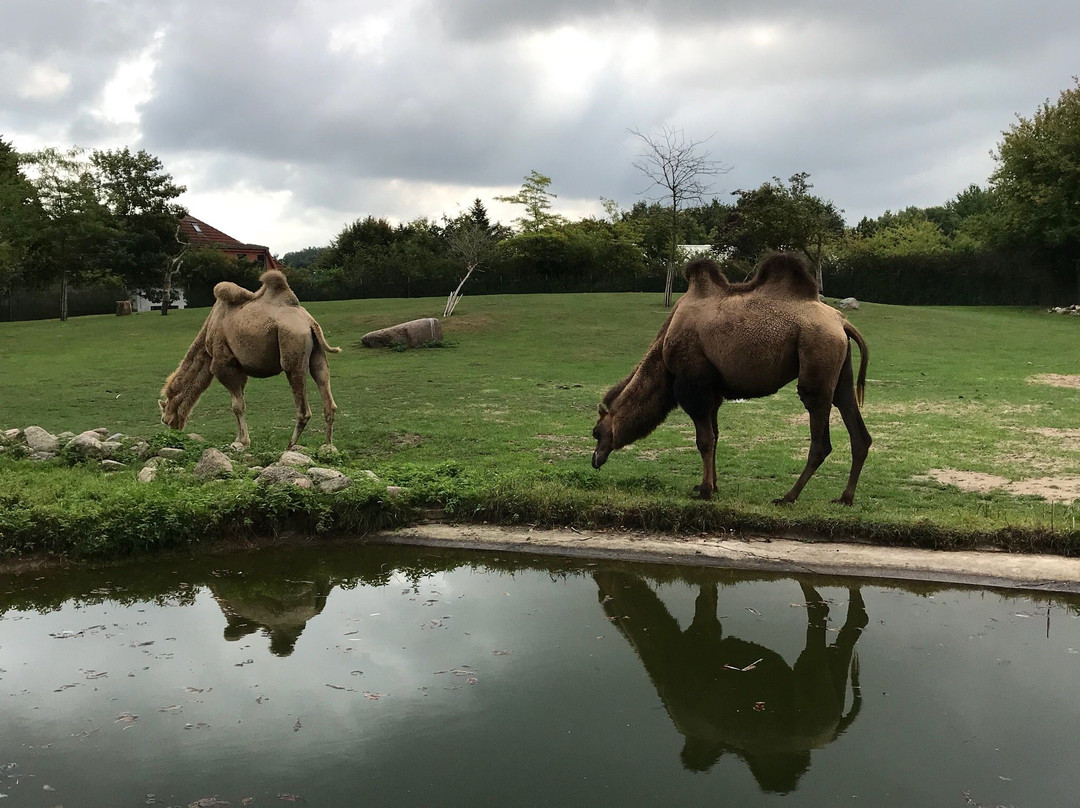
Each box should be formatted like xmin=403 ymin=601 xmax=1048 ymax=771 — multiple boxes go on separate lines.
xmin=592 ymin=401 xmax=615 ymax=469
xmin=159 ymin=394 xmax=188 ymax=430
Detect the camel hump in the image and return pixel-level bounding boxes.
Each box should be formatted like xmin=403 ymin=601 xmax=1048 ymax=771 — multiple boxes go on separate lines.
xmin=684 ymin=256 xmax=730 ymax=296
xmin=751 ymin=252 xmax=819 ymax=299
xmin=259 ymin=270 xmax=291 ymax=293
xmin=213 ymin=281 xmax=257 ymax=306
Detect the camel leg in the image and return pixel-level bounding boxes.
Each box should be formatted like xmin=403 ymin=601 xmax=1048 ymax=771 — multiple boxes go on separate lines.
xmin=308 ymin=347 xmax=338 ymax=447
xmin=832 ymin=353 xmax=872 ymax=505
xmin=775 ymin=387 xmax=833 ymax=504
xmin=675 ymin=372 xmax=722 ymax=500
xmin=213 ymin=363 xmax=251 ymax=450
xmin=285 ymin=366 xmax=312 ymax=449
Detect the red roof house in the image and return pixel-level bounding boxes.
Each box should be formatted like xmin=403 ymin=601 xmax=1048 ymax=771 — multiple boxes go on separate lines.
xmin=179 ymin=214 xmax=283 ymax=269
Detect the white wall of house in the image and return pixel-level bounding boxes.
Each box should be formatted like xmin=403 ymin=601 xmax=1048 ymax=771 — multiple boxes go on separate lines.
xmin=133 ymin=289 xmax=187 ymax=312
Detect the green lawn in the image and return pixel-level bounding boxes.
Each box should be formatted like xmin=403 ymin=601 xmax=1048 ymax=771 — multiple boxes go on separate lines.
xmin=3 ymin=292 xmax=1080 ymax=558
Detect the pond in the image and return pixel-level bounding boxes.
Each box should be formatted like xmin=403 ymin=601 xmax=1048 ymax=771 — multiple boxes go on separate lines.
xmin=2 ymin=542 xmax=1078 ymax=807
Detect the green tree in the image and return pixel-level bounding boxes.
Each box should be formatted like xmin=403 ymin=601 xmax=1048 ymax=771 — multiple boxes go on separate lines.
xmin=90 ymin=147 xmax=186 ymax=300
xmin=0 ymin=138 xmax=42 ymax=320
xmin=715 ymin=173 xmax=844 ymax=290
xmin=495 ymin=170 xmax=566 ymax=233
xmin=24 ymin=146 xmax=118 ymax=321
xmin=991 ymin=78 xmax=1080 ymax=250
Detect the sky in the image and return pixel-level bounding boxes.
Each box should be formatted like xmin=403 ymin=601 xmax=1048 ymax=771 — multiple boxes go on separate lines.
xmin=2 ymin=0 xmax=1077 ymax=255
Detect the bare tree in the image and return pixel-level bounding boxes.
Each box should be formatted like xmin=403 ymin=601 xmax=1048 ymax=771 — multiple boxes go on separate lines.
xmin=631 ymin=126 xmax=731 ymax=306
xmin=443 ymin=219 xmax=495 ymax=317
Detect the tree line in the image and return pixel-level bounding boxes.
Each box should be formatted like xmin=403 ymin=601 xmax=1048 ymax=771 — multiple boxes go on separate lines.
xmin=2 ymin=79 xmax=1078 ymax=320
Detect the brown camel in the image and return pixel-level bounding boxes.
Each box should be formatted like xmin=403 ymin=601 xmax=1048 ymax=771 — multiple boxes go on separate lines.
xmin=160 ymin=270 xmax=340 ymax=450
xmin=592 ymin=252 xmax=871 ymax=504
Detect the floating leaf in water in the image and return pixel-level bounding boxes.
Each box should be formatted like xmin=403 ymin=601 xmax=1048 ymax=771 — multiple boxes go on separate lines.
xmin=293 ymin=718 xmax=302 ymax=732
xmin=277 ymin=794 xmax=302 ymax=802
xmin=363 ymin=691 xmax=383 ymax=700
xmin=188 ymin=797 xmax=229 ymax=807
xmin=242 ymin=799 xmax=255 ymax=806
xmin=159 ymin=705 xmax=182 ymax=713
xmin=491 ymin=650 xmax=511 ymax=656
xmin=115 ymin=712 xmax=138 ymax=724
xmin=746 ymin=608 xmax=762 ymax=616
xmin=754 ymin=702 xmax=766 ymax=712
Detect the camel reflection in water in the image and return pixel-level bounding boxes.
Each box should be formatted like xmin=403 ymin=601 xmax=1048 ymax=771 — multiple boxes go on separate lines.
xmin=596 ymin=572 xmax=867 ymax=793
xmin=210 ymin=574 xmax=333 ymax=657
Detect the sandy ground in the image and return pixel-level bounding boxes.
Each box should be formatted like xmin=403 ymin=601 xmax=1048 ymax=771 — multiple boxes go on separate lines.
xmin=373 ymin=523 xmax=1080 ymax=595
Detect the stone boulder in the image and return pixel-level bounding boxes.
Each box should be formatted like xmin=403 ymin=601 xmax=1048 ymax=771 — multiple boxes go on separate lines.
xmin=361 ymin=317 xmax=442 ymax=349
xmin=2 ymin=428 xmax=21 ymax=443
xmin=24 ymin=426 xmax=60 ymax=454
xmin=279 ymin=450 xmax=314 ymax=468
xmin=835 ymin=297 xmax=860 ymax=310
xmin=257 ymin=464 xmax=310 ymax=487
xmin=307 ymin=467 xmax=352 ymax=493
xmin=193 ymin=448 xmax=234 ymax=479
xmin=66 ymin=431 xmax=106 ymax=458
xmin=157 ymin=447 xmax=185 ymax=460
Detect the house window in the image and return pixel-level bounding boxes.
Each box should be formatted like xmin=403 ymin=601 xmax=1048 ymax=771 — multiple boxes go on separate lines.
xmin=192 ymin=223 xmax=202 ymax=233
xmin=236 ymin=253 xmax=247 ymax=261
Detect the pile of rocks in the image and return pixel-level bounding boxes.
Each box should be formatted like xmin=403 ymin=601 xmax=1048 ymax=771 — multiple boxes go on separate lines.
xmin=0 ymin=426 xmax=401 ymax=497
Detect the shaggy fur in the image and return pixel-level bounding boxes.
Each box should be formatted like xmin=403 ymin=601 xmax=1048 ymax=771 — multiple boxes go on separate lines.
xmin=593 ymin=252 xmax=872 ymax=505
xmin=160 ymin=270 xmax=340 ymax=450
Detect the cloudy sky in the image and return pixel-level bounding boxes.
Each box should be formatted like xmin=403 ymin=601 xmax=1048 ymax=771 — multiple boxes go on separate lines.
xmin=2 ymin=0 xmax=1077 ymax=254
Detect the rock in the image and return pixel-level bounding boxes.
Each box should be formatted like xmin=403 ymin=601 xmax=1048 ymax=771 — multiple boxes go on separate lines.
xmin=157 ymin=447 xmax=185 ymax=460
xmin=385 ymin=485 xmax=405 ymax=498
xmin=318 ymin=475 xmax=352 ymax=493
xmin=361 ymin=317 xmax=443 ymax=349
xmin=257 ymin=465 xmax=309 ymax=486
xmin=24 ymin=426 xmax=60 ymax=454
xmin=193 ymin=448 xmax=234 ymax=479
xmin=2 ymin=428 xmax=21 ymax=443
xmin=67 ymin=431 xmax=105 ymax=457
xmin=131 ymin=440 xmax=151 ymax=459
xmin=137 ymin=465 xmax=158 ymax=483
xmin=57 ymin=431 xmax=75 ymax=440
xmin=307 ymin=467 xmax=345 ymax=483
xmin=835 ymin=297 xmax=860 ymax=310
xmin=106 ymin=433 xmax=125 ymax=443
xmin=29 ymin=451 xmax=56 ymax=462
xmin=101 ymin=460 xmax=127 ymax=472
xmin=307 ymin=467 xmax=352 ymax=493
xmin=99 ymin=441 xmax=123 ymax=459
xmin=293 ymin=477 xmax=314 ymax=490
xmin=279 ymin=450 xmax=314 ymax=468
xmin=92 ymin=427 xmax=110 ymax=437
xmin=187 ymin=433 xmax=205 ymax=442
xmin=360 ymin=469 xmax=380 ymax=481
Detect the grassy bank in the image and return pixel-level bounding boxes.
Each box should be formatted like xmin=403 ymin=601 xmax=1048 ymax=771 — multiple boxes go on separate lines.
xmin=2 ymin=292 xmax=1080 ymax=559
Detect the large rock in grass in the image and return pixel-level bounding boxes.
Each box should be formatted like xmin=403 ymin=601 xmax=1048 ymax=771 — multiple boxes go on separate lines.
xmin=24 ymin=426 xmax=60 ymax=454
xmin=361 ymin=318 xmax=442 ymax=349
xmin=279 ymin=450 xmax=314 ymax=468
xmin=835 ymin=297 xmax=860 ymax=310
xmin=307 ymin=467 xmax=352 ymax=493
xmin=257 ymin=464 xmax=309 ymax=487
xmin=194 ymin=448 xmax=234 ymax=479
xmin=66 ymin=431 xmax=105 ymax=458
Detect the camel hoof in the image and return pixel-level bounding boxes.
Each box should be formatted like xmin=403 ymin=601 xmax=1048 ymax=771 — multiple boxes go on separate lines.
xmin=772 ymin=496 xmax=795 ymax=506
xmin=693 ymin=486 xmax=714 ymax=500
xmin=831 ymin=496 xmax=854 ymax=507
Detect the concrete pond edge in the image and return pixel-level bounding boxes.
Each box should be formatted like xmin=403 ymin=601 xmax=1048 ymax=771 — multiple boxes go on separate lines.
xmin=371 ymin=523 xmax=1080 ymax=595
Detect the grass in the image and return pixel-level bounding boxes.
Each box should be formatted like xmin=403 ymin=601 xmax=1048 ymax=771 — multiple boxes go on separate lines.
xmin=2 ymin=292 xmax=1080 ymax=559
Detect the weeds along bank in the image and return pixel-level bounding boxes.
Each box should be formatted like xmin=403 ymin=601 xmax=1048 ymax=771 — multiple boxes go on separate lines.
xmin=1 ymin=423 xmax=1079 ymax=563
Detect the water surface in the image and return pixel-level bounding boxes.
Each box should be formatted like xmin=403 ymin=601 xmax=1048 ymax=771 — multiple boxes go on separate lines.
xmin=2 ymin=543 xmax=1078 ymax=806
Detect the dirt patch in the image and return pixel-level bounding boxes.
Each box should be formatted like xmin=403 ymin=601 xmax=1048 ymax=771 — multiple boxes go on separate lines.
xmin=917 ymin=468 xmax=1080 ymax=504
xmin=390 ymin=432 xmax=424 ymax=449
xmin=919 ymin=469 xmax=1009 ymax=493
xmin=1029 ymin=374 xmax=1080 ymax=390
xmin=536 ymin=433 xmax=591 ymax=459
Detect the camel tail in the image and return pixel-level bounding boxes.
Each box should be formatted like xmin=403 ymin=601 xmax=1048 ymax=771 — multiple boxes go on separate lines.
xmin=844 ymin=321 xmax=869 ymax=408
xmin=310 ymin=318 xmax=341 ymax=354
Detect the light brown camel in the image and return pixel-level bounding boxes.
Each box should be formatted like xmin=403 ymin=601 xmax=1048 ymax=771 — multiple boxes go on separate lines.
xmin=592 ymin=252 xmax=871 ymax=505
xmin=160 ymin=270 xmax=340 ymax=450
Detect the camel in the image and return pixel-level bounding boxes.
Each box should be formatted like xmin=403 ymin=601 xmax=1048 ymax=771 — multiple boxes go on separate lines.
xmin=160 ymin=269 xmax=340 ymax=450
xmin=595 ymin=571 xmax=866 ymax=791
xmin=592 ymin=252 xmax=871 ymax=504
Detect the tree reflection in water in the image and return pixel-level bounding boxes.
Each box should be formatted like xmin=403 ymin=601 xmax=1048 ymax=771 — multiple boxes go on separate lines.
xmin=596 ymin=572 xmax=867 ymax=793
